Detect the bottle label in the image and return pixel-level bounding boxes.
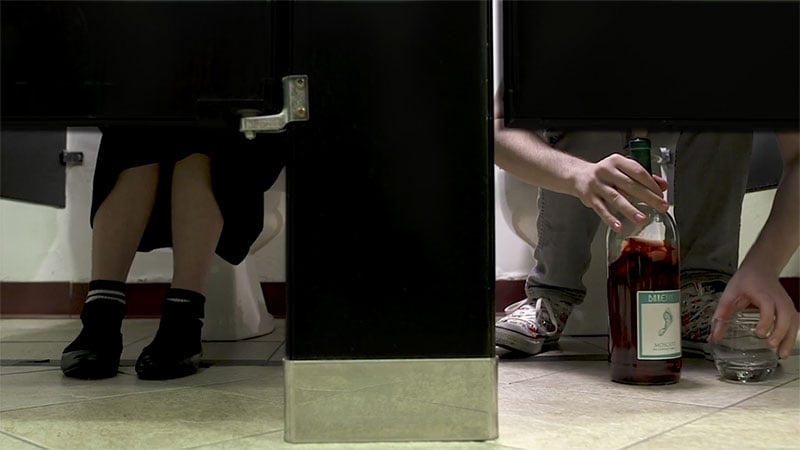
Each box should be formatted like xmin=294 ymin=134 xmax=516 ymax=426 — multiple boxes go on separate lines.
xmin=637 ymin=290 xmax=681 ymax=360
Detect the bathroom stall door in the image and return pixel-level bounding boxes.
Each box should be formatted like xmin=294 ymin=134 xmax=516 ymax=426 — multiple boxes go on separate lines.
xmin=1 ymin=1 xmax=286 ymax=127
xmin=284 ymin=1 xmax=496 ymax=442
xmin=1 ymin=0 xmax=497 ymax=443
xmin=502 ymin=0 xmax=799 ymax=130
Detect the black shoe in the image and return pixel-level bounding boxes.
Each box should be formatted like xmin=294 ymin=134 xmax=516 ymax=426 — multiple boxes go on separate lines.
xmin=61 ymin=301 xmax=125 ymax=379
xmin=134 ymin=345 xmax=201 ymax=380
xmin=61 ymin=345 xmax=122 ymax=379
xmin=135 ymin=289 xmax=204 ymax=380
xmin=61 ymin=280 xmax=127 ymax=380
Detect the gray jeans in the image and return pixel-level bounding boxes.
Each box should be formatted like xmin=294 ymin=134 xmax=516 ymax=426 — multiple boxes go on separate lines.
xmin=526 ymin=130 xmax=753 ymax=305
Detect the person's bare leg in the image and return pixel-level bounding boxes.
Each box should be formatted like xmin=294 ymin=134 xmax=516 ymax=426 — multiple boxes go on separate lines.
xmin=170 ymin=153 xmax=223 ymax=294
xmin=136 ymin=153 xmax=223 ymax=380
xmin=62 ymin=163 xmax=159 ymax=379
xmin=91 ymin=164 xmax=160 ymax=281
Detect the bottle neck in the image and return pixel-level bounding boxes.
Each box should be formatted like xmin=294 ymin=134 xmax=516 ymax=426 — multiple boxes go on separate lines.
xmin=631 ymin=148 xmax=652 ymax=174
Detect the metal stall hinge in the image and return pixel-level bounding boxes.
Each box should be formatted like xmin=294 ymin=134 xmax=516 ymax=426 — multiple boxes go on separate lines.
xmin=239 ymin=75 xmax=309 ymax=140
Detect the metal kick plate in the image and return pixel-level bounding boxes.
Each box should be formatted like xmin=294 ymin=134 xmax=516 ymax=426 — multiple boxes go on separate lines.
xmin=284 ymin=357 xmax=499 ymax=443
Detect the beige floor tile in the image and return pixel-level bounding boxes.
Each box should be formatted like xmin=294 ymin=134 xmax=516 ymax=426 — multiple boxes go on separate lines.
xmin=0 ymin=365 xmax=60 ymax=375
xmin=572 ymin=335 xmax=609 ymax=351
xmin=0 ymin=341 xmax=68 ymax=361
xmin=117 ymin=362 xmax=284 ymax=385
xmin=498 ymin=359 xmax=583 ymax=385
xmin=198 ymin=374 xmax=284 ymax=412
xmin=0 ymin=368 xmax=180 ymax=412
xmin=148 ymin=365 xmax=284 ymax=391
xmin=121 ymin=338 xmax=285 ymax=363
xmin=241 ymin=319 xmax=286 ymax=343
xmin=0 ymin=319 xmax=80 ymax=342
xmin=269 ymin=342 xmax=286 ymax=362
xmin=0 ymin=431 xmax=41 ymax=449
xmin=0 ymin=319 xmax=159 ymax=363
xmin=119 ymin=338 xmax=150 ymax=362
xmin=202 ymin=340 xmax=283 ymax=361
xmin=193 ymin=429 xmax=521 ymax=450
xmin=0 ymin=318 xmax=794 ymax=450
xmin=773 ymin=355 xmax=800 ymax=378
xmin=0 ymin=385 xmax=283 ymax=450
xmin=504 ymin=357 xmax=797 ymax=409
xmin=496 ymin=383 xmax=715 ymax=450
xmin=737 ymin=378 xmax=799 ymax=411
xmin=629 ymin=380 xmax=800 ymax=449
xmin=120 ymin=319 xmax=159 ymax=344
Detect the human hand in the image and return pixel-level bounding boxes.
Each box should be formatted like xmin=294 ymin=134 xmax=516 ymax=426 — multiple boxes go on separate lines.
xmin=570 ymin=153 xmax=669 ymax=232
xmin=710 ymin=265 xmax=799 ymax=359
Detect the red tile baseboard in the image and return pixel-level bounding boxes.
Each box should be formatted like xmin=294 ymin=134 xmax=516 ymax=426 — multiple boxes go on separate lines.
xmin=495 ymin=279 xmax=526 ymax=312
xmin=0 ymin=282 xmax=74 ymax=316
xmin=2 ymin=278 xmax=797 ymax=318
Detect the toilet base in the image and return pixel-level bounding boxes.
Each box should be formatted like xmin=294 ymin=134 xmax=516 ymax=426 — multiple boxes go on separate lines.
xmin=202 ymin=255 xmax=276 ymax=342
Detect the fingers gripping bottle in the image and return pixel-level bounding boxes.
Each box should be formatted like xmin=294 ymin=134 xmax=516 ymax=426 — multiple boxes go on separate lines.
xmin=607 ymin=137 xmax=682 ymax=385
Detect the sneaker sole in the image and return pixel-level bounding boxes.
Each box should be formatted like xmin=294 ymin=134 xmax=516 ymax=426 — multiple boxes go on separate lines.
xmin=495 ymin=327 xmax=550 ymax=355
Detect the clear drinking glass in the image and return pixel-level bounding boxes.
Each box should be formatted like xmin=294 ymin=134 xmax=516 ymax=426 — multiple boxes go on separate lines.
xmin=710 ymin=310 xmax=778 ymax=383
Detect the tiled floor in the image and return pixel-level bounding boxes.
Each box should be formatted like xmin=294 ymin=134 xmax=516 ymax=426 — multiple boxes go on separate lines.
xmin=1 ymin=318 xmax=798 ymax=449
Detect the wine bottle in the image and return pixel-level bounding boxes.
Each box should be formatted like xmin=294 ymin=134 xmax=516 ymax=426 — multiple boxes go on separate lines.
xmin=607 ymin=137 xmax=681 ymax=385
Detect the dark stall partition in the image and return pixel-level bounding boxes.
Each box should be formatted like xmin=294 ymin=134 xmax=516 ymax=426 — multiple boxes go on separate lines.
xmin=284 ymin=1 xmax=496 ymax=442
xmin=1 ymin=0 xmax=496 ymax=443
xmin=503 ymin=0 xmax=799 ymax=130
xmin=2 ymin=1 xmax=284 ymax=125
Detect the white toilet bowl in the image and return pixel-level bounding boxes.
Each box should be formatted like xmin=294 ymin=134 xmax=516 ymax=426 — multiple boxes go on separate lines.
xmin=202 ymin=169 xmax=286 ymax=341
xmin=495 ymin=168 xmax=608 ymax=335
xmin=496 ymin=168 xmax=540 ymax=250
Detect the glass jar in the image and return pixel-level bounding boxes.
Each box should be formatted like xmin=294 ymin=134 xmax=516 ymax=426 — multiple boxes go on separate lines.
xmin=711 ymin=309 xmax=778 ymax=383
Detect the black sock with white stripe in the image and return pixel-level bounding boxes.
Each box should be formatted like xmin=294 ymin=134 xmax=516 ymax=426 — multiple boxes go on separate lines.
xmin=84 ymin=279 xmax=127 ymax=308
xmin=154 ymin=288 xmax=204 ymax=354
xmin=134 ymin=288 xmax=204 ymax=379
xmin=76 ymin=279 xmax=127 ymax=333
xmin=61 ymin=280 xmax=127 ymax=378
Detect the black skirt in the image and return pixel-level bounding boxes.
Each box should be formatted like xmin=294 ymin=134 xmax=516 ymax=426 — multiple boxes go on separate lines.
xmin=91 ymin=126 xmax=287 ymax=265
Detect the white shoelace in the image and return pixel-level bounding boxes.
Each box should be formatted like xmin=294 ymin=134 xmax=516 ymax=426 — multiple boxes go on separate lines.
xmin=503 ymin=297 xmax=559 ymax=337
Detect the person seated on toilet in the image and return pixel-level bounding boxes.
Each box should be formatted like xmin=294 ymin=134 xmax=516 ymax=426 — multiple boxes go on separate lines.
xmin=493 ymin=86 xmax=799 ymax=360
xmin=61 ymin=126 xmax=286 ymax=380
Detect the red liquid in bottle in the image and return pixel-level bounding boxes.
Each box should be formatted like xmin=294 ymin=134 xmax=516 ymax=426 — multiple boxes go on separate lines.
xmin=608 ymin=237 xmax=681 ymax=385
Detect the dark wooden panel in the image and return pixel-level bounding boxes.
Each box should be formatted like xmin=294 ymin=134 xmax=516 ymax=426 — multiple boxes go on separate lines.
xmin=1 ymin=1 xmax=283 ymax=127
xmin=286 ymin=1 xmax=494 ymax=359
xmin=504 ymin=1 xmax=799 ymax=130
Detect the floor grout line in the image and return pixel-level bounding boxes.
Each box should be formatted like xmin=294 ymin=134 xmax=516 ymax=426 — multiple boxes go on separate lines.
xmin=0 ymin=383 xmax=194 ymax=414
xmin=619 ymin=407 xmax=723 ymax=450
xmin=0 ymin=430 xmax=49 ymax=450
xmin=183 ymin=429 xmax=285 ymax=450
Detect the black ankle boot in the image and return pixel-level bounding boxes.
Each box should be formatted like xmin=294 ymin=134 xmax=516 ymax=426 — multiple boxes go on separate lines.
xmin=61 ymin=292 xmax=126 ymax=379
xmin=135 ymin=289 xmax=204 ymax=380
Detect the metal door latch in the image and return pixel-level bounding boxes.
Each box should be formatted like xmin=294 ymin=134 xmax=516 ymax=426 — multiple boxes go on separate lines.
xmin=60 ymin=150 xmax=84 ymax=165
xmin=239 ymin=75 xmax=309 ymax=139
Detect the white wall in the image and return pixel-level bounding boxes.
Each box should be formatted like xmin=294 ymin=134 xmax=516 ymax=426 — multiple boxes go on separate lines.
xmin=0 ymin=127 xmax=287 ymax=283
xmin=2 ymin=132 xmax=796 ymax=282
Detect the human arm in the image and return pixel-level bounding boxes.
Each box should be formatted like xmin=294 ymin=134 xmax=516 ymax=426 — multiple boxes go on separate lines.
xmin=710 ymin=132 xmax=800 ymax=358
xmin=493 ymin=87 xmax=669 ymax=232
